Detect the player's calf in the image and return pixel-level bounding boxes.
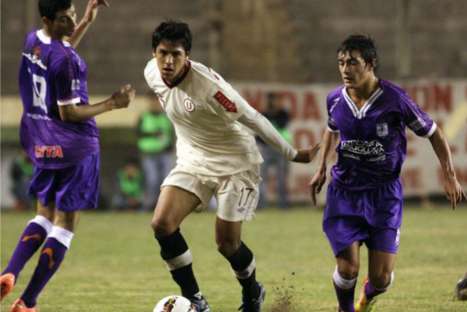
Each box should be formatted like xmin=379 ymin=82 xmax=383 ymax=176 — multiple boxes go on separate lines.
xmin=221 ymin=241 xmax=265 ymax=310
xmin=155 ymin=229 xmax=206 ymax=303
xmin=332 ymin=268 xmax=357 ymax=312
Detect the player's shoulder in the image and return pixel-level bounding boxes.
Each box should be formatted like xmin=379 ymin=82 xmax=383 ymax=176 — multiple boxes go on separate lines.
xmin=48 ymin=41 xmax=76 ymax=69
xmin=23 ymin=29 xmax=49 ymax=54
xmin=326 ymin=85 xmax=344 ymax=105
xmin=23 ymin=29 xmax=39 ymax=48
xmin=379 ymin=79 xmax=407 ymax=96
xmin=144 ymin=58 xmax=164 ymax=89
xmin=379 ymin=79 xmax=412 ymax=109
xmin=190 ymin=60 xmax=227 ymax=87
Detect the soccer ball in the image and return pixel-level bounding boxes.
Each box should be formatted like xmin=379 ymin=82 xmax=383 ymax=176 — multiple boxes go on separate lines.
xmin=153 ymin=295 xmax=196 ymax=312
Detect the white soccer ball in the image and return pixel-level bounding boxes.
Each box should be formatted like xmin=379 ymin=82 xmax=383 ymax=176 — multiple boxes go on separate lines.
xmin=153 ymin=295 xmax=196 ymax=312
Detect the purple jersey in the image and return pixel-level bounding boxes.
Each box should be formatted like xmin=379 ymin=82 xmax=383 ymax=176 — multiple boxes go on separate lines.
xmin=326 ymin=79 xmax=436 ymax=190
xmin=19 ymin=29 xmax=99 ymax=169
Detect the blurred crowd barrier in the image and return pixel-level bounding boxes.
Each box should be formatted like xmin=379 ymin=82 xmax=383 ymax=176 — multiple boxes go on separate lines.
xmin=1 ymin=79 xmax=466 ymax=209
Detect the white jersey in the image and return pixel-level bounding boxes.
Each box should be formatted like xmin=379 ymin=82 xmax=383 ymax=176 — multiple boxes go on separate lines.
xmin=144 ymin=59 xmax=297 ymax=176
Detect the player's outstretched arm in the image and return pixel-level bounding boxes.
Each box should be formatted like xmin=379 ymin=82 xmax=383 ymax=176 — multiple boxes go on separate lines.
xmin=59 ymin=84 xmax=135 ymax=122
xmin=68 ymin=0 xmax=110 ymax=48
xmin=309 ymin=129 xmax=339 ymax=206
xmin=428 ymin=128 xmax=465 ymax=209
xmin=293 ymin=144 xmax=321 ymax=163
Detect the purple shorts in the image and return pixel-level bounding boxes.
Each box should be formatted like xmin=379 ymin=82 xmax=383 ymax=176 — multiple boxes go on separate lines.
xmin=29 ymin=153 xmax=100 ymax=212
xmin=323 ymin=179 xmax=403 ymax=256
xmin=323 ymin=217 xmax=401 ymax=256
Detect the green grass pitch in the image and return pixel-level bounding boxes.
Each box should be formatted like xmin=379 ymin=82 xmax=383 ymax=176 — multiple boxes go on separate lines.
xmin=1 ymin=207 xmax=466 ymax=311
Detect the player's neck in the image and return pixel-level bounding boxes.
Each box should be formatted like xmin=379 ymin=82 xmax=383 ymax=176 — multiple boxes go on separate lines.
xmin=41 ymin=27 xmax=65 ymax=41
xmin=163 ymin=61 xmax=190 ymax=87
xmin=347 ymin=76 xmax=379 ymax=106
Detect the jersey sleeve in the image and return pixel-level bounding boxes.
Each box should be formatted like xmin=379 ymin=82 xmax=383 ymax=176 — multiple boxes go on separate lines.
xmin=51 ymin=56 xmax=80 ymax=106
xmin=207 ymin=76 xmax=297 ymax=160
xmin=326 ymin=93 xmax=340 ymax=133
xmin=144 ymin=59 xmax=158 ymax=91
xmin=399 ymin=93 xmax=437 ymax=137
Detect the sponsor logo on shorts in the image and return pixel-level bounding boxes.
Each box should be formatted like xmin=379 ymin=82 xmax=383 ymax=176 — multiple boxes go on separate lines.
xmin=34 ymin=145 xmax=63 ymax=159
xmin=214 ymin=91 xmax=237 ymax=113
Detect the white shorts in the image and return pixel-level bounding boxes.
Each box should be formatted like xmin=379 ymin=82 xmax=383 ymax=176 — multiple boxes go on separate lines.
xmin=161 ymin=165 xmax=261 ymax=222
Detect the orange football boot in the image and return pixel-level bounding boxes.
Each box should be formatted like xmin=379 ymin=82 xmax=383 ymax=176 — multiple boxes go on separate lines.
xmin=10 ymin=298 xmax=38 ymax=312
xmin=0 ymin=273 xmax=15 ymax=301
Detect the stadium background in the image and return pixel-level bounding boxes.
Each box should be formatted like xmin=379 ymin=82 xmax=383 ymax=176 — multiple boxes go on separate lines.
xmin=1 ymin=1 xmax=467 ymax=311
xmin=1 ymin=0 xmax=466 ymax=206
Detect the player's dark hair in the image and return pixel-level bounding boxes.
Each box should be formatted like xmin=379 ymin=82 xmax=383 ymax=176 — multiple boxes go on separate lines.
xmin=38 ymin=0 xmax=72 ymax=20
xmin=152 ymin=21 xmax=192 ymax=52
xmin=337 ymin=35 xmax=378 ymax=69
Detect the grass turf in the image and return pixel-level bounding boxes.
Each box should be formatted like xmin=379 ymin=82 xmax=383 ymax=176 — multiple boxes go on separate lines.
xmin=1 ymin=206 xmax=466 ymax=311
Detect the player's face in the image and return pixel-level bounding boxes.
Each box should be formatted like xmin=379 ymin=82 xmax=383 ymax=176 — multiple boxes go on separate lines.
xmin=337 ymin=50 xmax=374 ymax=89
xmin=47 ymin=5 xmax=77 ymax=39
xmin=154 ymin=40 xmax=189 ymax=82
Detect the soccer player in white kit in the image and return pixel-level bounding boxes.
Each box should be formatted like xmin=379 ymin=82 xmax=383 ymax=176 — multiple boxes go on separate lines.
xmin=144 ymin=21 xmax=319 ymax=312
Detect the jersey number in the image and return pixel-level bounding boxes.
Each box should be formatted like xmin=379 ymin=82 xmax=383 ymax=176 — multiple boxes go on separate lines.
xmin=238 ymin=187 xmax=255 ymax=208
xmin=32 ymin=74 xmax=47 ymax=113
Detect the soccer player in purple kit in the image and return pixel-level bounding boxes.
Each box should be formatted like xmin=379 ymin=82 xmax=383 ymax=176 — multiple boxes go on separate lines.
xmin=0 ymin=1 xmax=135 ymax=311
xmin=309 ymin=35 xmax=465 ymax=312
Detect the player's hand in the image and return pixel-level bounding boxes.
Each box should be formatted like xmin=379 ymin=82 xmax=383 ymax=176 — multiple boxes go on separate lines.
xmin=309 ymin=166 xmax=327 ymax=206
xmin=443 ymin=175 xmax=465 ymax=210
xmin=82 ymin=0 xmax=110 ymax=24
xmin=292 ymin=143 xmax=320 ymax=163
xmin=111 ymin=84 xmax=136 ymax=109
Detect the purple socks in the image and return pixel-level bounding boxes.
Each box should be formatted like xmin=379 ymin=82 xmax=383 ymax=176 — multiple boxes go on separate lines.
xmin=2 ymin=216 xmax=52 ymax=279
xmin=20 ymin=237 xmax=69 ymax=308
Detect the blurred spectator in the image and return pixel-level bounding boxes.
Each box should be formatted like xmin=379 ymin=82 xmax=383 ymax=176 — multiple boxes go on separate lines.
xmin=257 ymin=92 xmax=292 ymax=209
xmin=137 ymin=91 xmax=174 ymax=211
xmin=10 ymin=151 xmax=34 ymax=210
xmin=112 ymin=158 xmax=144 ymax=211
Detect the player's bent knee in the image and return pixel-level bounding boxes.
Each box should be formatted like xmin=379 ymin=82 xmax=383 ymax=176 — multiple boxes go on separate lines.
xmin=151 ymin=217 xmax=177 ymax=236
xmin=338 ymin=267 xmax=359 ymax=280
xmin=336 ymin=261 xmax=359 ymax=279
xmin=370 ymin=271 xmax=394 ymax=289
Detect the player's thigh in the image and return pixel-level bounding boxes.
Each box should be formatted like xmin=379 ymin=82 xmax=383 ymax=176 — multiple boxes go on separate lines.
xmin=36 ymin=200 xmax=55 ymax=222
xmin=336 ymin=241 xmax=361 ymax=278
xmin=216 ymin=168 xmax=260 ymax=222
xmin=152 ymin=186 xmax=201 ymax=233
xmin=54 ymin=210 xmax=80 ymax=232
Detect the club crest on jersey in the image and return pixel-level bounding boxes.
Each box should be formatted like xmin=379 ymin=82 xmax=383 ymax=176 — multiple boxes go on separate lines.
xmin=376 ymin=122 xmax=388 ymax=137
xmin=184 ymin=98 xmax=195 ymax=112
xmin=33 ymin=46 xmax=41 ymax=59
xmin=214 ymin=91 xmax=237 ymax=113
